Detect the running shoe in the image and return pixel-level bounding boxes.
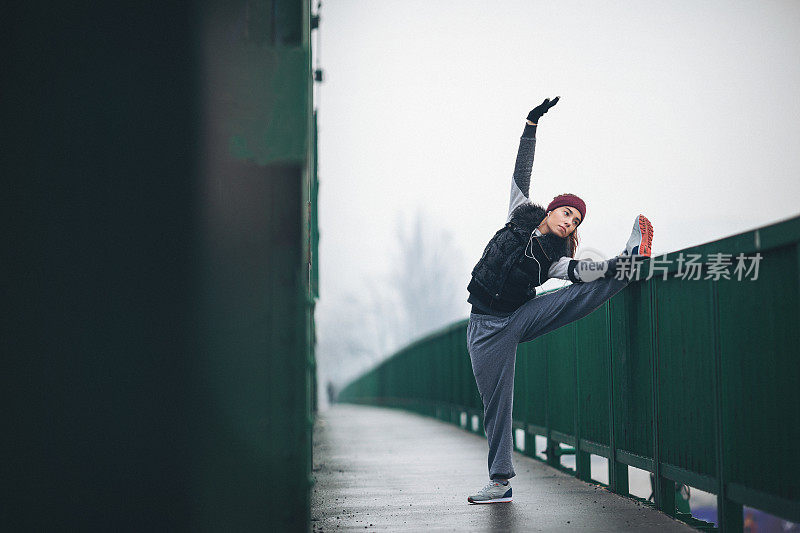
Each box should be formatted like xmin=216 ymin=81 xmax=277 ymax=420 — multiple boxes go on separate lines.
xmin=623 ymin=214 xmax=654 ymax=257
xmin=467 ymin=480 xmax=512 ymax=504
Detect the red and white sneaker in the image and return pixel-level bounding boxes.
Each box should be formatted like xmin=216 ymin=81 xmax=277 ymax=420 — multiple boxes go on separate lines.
xmin=623 ymin=214 xmax=654 ymax=257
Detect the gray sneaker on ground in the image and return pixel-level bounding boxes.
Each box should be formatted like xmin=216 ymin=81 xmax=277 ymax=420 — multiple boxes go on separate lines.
xmin=467 ymin=480 xmax=512 ymax=504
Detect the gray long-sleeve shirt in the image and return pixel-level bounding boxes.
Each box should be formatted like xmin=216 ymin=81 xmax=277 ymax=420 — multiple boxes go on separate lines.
xmin=507 ymin=124 xmax=573 ymax=281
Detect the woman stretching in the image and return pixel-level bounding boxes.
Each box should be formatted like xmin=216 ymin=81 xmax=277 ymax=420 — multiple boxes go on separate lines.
xmin=466 ymin=97 xmax=654 ymax=504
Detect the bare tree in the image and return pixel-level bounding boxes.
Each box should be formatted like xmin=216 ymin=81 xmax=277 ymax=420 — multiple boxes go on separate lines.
xmin=316 ymin=210 xmax=467 ymax=401
xmin=392 ymin=210 xmax=466 ymax=346
xmin=316 ymin=282 xmax=404 ymax=398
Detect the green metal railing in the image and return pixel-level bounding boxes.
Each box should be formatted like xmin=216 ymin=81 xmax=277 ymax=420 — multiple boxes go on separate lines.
xmin=340 ymin=215 xmax=800 ymax=532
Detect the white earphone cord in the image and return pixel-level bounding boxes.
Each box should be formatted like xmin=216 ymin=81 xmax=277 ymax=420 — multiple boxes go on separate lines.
xmin=524 ymin=231 xmax=543 ymax=287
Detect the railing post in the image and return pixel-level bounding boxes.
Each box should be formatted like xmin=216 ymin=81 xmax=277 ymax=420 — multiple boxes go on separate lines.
xmin=574 ymin=326 xmax=591 ymax=481
xmin=576 ymin=447 xmax=591 ymax=482
xmin=545 ymin=437 xmax=560 ymax=468
xmin=711 ymin=280 xmax=743 ymax=532
xmin=607 ymin=304 xmax=628 ymax=495
xmin=649 ymin=280 xmax=675 ymax=516
xmin=544 ymin=342 xmax=560 ymax=468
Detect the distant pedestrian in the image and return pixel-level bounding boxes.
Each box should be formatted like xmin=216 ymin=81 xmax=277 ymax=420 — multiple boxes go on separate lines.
xmin=466 ymin=97 xmax=654 ymax=504
xmin=327 ymin=381 xmax=337 ymax=405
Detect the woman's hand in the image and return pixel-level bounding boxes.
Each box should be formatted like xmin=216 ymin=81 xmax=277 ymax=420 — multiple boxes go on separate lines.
xmin=526 ymin=97 xmax=560 ymax=123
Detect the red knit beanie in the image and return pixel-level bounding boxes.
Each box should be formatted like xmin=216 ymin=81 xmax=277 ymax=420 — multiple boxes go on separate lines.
xmin=547 ymin=193 xmax=586 ymax=222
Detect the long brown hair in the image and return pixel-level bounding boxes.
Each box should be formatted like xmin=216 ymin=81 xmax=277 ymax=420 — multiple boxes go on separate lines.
xmin=566 ymin=230 xmax=579 ymax=258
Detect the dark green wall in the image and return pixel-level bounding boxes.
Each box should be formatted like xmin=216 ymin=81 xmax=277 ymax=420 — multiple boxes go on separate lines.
xmin=4 ymin=1 xmax=315 ymax=530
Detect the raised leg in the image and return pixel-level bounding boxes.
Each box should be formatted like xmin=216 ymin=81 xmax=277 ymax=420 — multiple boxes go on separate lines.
xmin=513 ymin=275 xmax=630 ymax=344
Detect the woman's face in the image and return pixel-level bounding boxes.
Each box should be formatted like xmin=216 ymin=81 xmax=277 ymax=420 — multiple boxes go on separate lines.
xmin=544 ymin=206 xmax=581 ymax=237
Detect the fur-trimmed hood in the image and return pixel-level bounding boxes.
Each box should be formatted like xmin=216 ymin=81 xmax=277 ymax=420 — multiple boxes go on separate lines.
xmin=509 ymin=202 xmax=569 ymax=259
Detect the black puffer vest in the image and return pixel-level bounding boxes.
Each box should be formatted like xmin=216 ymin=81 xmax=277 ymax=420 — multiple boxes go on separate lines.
xmin=467 ymin=203 xmax=569 ymax=313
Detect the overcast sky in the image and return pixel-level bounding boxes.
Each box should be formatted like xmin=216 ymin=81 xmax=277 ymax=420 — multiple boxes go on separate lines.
xmin=313 ymin=0 xmax=800 ymax=390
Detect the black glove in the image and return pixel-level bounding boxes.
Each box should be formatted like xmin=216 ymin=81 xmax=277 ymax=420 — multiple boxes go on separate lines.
xmin=526 ymin=97 xmax=560 ymax=123
xmin=604 ymin=256 xmax=638 ymax=280
xmin=603 ymin=256 xmax=620 ymax=279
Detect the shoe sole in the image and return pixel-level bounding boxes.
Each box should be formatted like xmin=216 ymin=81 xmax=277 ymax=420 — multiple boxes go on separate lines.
xmin=468 ymin=497 xmax=513 ymax=504
xmin=637 ymin=215 xmax=654 ymax=257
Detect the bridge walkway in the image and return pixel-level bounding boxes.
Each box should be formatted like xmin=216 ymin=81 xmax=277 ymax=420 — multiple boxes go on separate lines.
xmin=312 ymin=404 xmax=695 ymax=532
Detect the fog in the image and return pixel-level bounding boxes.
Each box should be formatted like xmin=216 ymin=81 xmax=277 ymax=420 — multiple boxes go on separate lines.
xmin=313 ymin=0 xmax=800 ymax=398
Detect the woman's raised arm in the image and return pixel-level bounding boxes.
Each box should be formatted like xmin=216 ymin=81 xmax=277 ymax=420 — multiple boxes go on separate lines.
xmin=506 ymin=97 xmax=560 ymax=222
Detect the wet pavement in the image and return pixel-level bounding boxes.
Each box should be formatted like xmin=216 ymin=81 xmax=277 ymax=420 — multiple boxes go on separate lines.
xmin=311 ymin=404 xmax=695 ymax=532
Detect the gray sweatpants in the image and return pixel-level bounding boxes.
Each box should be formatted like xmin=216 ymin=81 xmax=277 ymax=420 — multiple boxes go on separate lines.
xmin=467 ymin=276 xmax=630 ymax=480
